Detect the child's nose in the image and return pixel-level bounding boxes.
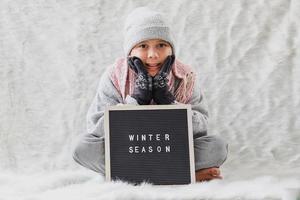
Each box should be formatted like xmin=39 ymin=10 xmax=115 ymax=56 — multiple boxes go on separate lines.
xmin=147 ymin=48 xmax=159 ymax=59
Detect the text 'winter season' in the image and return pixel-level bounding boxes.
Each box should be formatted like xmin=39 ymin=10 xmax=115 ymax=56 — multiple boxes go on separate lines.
xmin=128 ymin=133 xmax=171 ymax=154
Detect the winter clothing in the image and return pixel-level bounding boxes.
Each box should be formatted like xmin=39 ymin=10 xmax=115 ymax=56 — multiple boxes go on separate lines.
xmin=128 ymin=56 xmax=153 ymax=105
xmin=110 ymin=57 xmax=196 ymax=104
xmin=128 ymin=55 xmax=176 ymax=105
xmin=123 ymin=7 xmax=176 ymax=56
xmin=152 ymin=55 xmax=176 ymax=104
xmin=72 ymin=57 xmax=228 ymax=173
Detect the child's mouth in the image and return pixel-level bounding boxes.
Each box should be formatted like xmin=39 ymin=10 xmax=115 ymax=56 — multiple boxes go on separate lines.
xmin=146 ymin=63 xmax=161 ymax=67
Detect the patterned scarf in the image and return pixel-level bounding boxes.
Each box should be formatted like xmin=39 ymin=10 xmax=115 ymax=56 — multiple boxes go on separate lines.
xmin=109 ymin=58 xmax=196 ymax=104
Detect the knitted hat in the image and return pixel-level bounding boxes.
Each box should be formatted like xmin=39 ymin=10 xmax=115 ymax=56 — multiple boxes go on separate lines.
xmin=123 ymin=7 xmax=176 ymax=56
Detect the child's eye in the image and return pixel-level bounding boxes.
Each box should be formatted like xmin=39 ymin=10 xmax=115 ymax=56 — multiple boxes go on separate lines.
xmin=139 ymin=44 xmax=147 ymax=48
xmin=158 ymin=43 xmax=167 ymax=48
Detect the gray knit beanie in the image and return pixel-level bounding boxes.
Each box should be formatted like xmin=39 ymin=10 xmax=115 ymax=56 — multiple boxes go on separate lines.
xmin=123 ymin=7 xmax=176 ymax=57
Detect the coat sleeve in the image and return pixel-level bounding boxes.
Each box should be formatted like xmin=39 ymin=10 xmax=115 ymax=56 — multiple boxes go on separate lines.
xmin=72 ymin=67 xmax=137 ymax=173
xmin=183 ymin=76 xmax=209 ymax=138
xmin=87 ymin=67 xmax=138 ymax=137
xmin=87 ymin=70 xmax=121 ymax=138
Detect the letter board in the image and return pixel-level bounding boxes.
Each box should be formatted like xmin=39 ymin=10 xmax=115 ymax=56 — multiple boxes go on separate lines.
xmin=104 ymin=105 xmax=195 ymax=185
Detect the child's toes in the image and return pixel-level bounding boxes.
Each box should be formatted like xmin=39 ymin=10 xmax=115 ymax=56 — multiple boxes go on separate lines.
xmin=210 ymin=168 xmax=223 ymax=179
xmin=210 ymin=168 xmax=220 ymax=176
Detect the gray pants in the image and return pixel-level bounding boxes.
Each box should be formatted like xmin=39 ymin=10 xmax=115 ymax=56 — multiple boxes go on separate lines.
xmin=73 ymin=134 xmax=228 ymax=174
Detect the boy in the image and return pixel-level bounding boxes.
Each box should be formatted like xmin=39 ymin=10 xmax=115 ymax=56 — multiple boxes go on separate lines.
xmin=73 ymin=7 xmax=228 ymax=182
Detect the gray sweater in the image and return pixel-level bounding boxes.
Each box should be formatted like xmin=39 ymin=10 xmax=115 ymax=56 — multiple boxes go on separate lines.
xmin=86 ymin=67 xmax=209 ymax=140
xmin=73 ymin=66 xmax=229 ymax=174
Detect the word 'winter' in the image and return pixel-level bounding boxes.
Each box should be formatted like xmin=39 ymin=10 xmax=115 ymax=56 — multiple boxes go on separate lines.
xmin=128 ymin=134 xmax=170 ymax=142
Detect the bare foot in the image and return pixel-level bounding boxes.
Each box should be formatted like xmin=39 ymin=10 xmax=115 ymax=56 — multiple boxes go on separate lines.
xmin=195 ymin=167 xmax=223 ymax=182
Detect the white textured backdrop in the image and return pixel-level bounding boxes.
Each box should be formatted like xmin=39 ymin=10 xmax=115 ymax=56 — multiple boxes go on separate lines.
xmin=1 ymin=0 xmax=299 ymax=199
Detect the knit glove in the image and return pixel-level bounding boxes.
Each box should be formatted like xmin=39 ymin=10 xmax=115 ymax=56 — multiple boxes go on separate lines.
xmin=128 ymin=57 xmax=153 ymax=105
xmin=152 ymin=55 xmax=176 ymax=105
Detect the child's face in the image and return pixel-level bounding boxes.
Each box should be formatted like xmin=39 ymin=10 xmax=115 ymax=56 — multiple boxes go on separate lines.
xmin=129 ymin=39 xmax=173 ymax=76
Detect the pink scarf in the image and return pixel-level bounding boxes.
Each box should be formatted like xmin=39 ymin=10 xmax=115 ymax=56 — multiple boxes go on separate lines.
xmin=110 ymin=58 xmax=196 ymax=104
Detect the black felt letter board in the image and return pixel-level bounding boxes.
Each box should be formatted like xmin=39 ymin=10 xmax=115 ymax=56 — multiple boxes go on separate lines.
xmin=105 ymin=106 xmax=194 ymax=185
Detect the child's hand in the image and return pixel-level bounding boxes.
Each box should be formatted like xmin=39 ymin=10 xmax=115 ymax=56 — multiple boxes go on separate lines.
xmin=128 ymin=57 xmax=153 ymax=105
xmin=152 ymin=55 xmax=176 ymax=104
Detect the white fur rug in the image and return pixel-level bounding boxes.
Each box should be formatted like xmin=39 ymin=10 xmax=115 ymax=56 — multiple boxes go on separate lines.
xmin=1 ymin=170 xmax=299 ymax=200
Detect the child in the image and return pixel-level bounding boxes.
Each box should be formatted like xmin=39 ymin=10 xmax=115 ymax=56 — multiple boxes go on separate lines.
xmin=73 ymin=7 xmax=228 ymax=182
